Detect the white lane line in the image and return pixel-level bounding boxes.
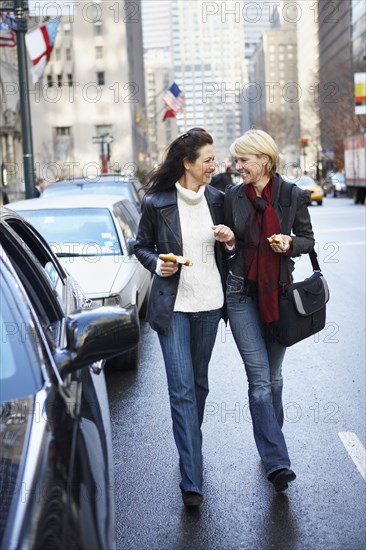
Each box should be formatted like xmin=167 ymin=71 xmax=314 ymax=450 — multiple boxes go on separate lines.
xmin=339 ymin=432 xmax=366 ymax=481
xmin=316 ymin=227 xmax=365 ymax=233
xmin=339 ymin=241 xmax=366 ymax=246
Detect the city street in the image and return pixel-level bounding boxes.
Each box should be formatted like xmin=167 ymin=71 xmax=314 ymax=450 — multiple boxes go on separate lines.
xmin=106 ymin=197 xmax=366 ymax=550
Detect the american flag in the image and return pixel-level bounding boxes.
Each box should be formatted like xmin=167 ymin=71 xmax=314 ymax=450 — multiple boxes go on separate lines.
xmin=162 ymin=83 xmax=186 ymax=113
xmin=0 ymin=18 xmax=16 ymax=48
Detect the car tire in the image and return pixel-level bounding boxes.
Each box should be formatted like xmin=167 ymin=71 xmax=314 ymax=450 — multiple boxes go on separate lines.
xmin=317 ymin=200 xmax=323 ymax=206
xmin=333 ymin=189 xmax=338 ymax=198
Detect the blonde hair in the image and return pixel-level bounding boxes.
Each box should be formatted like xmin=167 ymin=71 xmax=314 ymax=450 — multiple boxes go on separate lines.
xmin=229 ymin=129 xmax=279 ymax=176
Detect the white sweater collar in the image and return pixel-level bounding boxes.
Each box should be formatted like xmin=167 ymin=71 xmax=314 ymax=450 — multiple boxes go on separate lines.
xmin=175 ymin=182 xmax=206 ymax=205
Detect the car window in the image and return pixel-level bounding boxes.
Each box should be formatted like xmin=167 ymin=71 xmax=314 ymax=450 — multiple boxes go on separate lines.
xmin=5 ymin=218 xmax=66 ymax=302
xmin=0 ymin=223 xmax=65 ymax=330
xmin=114 ymin=205 xmax=134 ymax=242
xmin=116 ymin=201 xmax=139 ymax=236
xmin=297 ymin=177 xmax=315 ymax=186
xmin=17 ymin=208 xmax=122 ymax=257
xmin=0 ymin=274 xmax=42 ymax=402
xmin=43 ymin=179 xmax=141 ymax=209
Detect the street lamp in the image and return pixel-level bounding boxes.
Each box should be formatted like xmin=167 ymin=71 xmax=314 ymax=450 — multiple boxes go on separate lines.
xmin=1 ymin=0 xmax=36 ymax=198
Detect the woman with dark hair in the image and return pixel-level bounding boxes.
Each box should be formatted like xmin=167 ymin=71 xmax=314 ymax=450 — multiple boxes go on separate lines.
xmin=135 ymin=128 xmax=234 ymax=507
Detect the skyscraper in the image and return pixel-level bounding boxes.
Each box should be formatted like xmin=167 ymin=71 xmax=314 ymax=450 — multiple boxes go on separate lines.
xmin=142 ymin=0 xmax=248 ymax=163
xmin=171 ymin=0 xmax=247 ymax=162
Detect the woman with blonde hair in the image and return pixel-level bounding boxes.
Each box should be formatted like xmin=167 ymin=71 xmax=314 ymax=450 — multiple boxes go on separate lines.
xmin=214 ymin=129 xmax=315 ymax=492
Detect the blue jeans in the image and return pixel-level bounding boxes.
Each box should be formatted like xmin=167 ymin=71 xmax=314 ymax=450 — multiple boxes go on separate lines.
xmin=158 ymin=308 xmax=222 ymax=494
xmin=226 ymin=274 xmax=291 ymax=477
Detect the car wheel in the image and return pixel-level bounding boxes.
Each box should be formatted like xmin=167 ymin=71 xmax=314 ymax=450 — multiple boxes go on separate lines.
xmin=333 ymin=189 xmax=338 ymax=198
xmin=317 ymin=200 xmax=323 ymax=206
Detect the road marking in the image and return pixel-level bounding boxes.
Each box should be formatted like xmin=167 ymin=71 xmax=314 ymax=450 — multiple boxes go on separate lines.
xmin=339 ymin=432 xmax=366 ymax=481
xmin=316 ymin=226 xmax=365 ymax=233
xmin=339 ymin=241 xmax=366 ymax=246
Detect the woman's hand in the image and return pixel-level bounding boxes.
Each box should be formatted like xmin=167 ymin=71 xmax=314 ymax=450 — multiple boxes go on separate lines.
xmin=160 ymin=261 xmax=179 ymax=277
xmin=212 ymin=224 xmax=235 ymax=245
xmin=270 ymin=234 xmax=293 ymax=254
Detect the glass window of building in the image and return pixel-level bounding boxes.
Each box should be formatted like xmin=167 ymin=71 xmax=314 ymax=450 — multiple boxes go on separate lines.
xmin=94 ymin=21 xmax=102 ymax=35
xmin=63 ymin=23 xmax=71 ymax=36
xmin=97 ymin=71 xmax=105 ymax=86
xmin=56 ymin=127 xmax=71 ymax=136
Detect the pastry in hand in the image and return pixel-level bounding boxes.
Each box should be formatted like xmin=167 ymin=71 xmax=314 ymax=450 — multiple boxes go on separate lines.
xmin=267 ymin=234 xmax=283 ymax=246
xmin=159 ymin=252 xmax=193 ymax=266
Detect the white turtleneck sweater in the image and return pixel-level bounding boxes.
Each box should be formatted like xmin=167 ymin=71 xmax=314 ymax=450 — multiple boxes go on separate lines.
xmin=173 ymin=182 xmax=224 ymax=312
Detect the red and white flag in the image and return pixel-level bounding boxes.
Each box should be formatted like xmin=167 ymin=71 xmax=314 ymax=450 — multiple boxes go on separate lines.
xmin=25 ymin=17 xmax=61 ymax=84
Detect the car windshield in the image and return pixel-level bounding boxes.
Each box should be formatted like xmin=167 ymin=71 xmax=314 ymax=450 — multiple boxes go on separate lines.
xmin=330 ymin=173 xmax=345 ymax=183
xmin=18 ymin=208 xmax=122 ymax=257
xmin=296 ymin=177 xmax=315 ymax=186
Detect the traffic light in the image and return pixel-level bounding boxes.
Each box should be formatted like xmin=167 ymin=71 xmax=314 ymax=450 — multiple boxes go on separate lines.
xmin=300 ymin=137 xmax=309 ymax=148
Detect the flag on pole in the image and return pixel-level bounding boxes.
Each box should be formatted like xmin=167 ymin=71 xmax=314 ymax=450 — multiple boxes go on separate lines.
xmin=0 ymin=18 xmax=16 ymax=48
xmin=162 ymin=109 xmax=176 ymax=122
xmin=25 ymin=17 xmax=61 ymax=84
xmin=162 ymin=83 xmax=185 ymax=121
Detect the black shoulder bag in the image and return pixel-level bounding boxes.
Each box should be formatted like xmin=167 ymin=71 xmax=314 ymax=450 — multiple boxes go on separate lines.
xmin=277 ymin=183 xmax=330 ymax=347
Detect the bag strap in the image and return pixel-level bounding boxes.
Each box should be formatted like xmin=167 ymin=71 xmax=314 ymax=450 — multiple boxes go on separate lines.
xmin=279 ymin=181 xmax=320 ymax=286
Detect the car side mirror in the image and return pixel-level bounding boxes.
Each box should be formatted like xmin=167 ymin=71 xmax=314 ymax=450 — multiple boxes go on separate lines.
xmin=54 ymin=306 xmax=139 ymax=376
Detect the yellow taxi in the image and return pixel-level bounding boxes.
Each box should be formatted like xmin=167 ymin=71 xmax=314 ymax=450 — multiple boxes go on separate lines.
xmin=287 ymin=175 xmax=324 ymax=206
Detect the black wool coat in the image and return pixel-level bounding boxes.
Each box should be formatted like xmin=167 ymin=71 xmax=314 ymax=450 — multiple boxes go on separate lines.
xmin=134 ymin=185 xmax=227 ymax=335
xmin=224 ymin=174 xmax=315 ymax=278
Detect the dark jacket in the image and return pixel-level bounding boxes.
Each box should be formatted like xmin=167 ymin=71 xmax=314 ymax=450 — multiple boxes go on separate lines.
xmin=224 ymin=174 xmax=315 ymax=278
xmin=135 ymin=185 xmax=227 ymax=334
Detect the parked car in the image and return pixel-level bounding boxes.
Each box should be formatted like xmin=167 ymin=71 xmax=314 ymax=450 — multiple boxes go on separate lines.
xmin=285 ymin=175 xmax=324 ymax=206
xmin=42 ymin=173 xmax=144 ymax=212
xmin=322 ymin=172 xmax=347 ymax=197
xmin=7 ymin=195 xmax=150 ymax=369
xmin=0 ymin=207 xmax=139 ymax=550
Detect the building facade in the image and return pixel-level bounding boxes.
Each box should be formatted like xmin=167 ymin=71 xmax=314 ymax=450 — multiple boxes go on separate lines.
xmin=250 ymin=11 xmax=300 ymax=168
xmin=0 ymin=42 xmax=23 ymax=200
xmin=296 ymin=1 xmax=321 ymax=176
xmin=29 ymin=0 xmax=148 ymax=183
xmin=141 ymin=0 xmax=177 ymax=165
xmin=171 ymin=0 xmax=248 ymax=163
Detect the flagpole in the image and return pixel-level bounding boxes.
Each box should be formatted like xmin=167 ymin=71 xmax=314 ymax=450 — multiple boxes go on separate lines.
xmin=14 ymin=0 xmax=36 ymax=199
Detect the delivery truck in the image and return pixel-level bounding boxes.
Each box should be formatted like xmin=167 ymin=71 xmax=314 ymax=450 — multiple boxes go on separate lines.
xmin=344 ymin=134 xmax=366 ymax=204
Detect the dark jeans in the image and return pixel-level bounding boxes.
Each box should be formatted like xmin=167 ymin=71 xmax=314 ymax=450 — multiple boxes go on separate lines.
xmin=226 ymin=274 xmax=291 ymax=477
xmin=158 ymin=308 xmax=222 ymax=493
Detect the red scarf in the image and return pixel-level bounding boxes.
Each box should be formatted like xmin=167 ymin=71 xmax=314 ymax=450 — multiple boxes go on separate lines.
xmin=243 ymin=179 xmax=281 ymax=324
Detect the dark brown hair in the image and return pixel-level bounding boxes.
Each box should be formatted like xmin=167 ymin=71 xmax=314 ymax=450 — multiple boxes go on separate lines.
xmin=145 ymin=128 xmax=213 ymax=194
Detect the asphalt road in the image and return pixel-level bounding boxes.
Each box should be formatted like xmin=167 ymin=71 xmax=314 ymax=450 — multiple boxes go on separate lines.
xmin=106 ymin=196 xmax=366 ymax=550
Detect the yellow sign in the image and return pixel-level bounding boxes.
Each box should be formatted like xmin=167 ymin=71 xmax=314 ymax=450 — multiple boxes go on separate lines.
xmin=354 ymin=72 xmax=366 ymax=115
